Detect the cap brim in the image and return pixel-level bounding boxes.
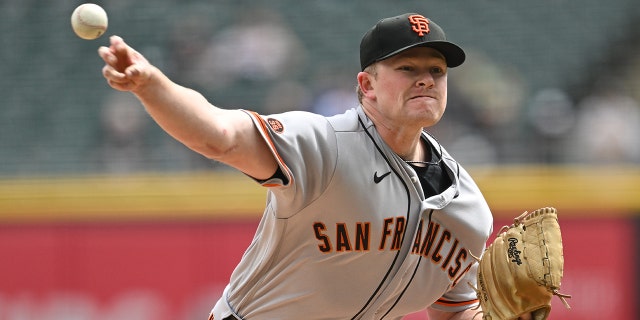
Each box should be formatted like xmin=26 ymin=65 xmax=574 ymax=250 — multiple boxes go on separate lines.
xmin=377 ymin=41 xmax=466 ymax=68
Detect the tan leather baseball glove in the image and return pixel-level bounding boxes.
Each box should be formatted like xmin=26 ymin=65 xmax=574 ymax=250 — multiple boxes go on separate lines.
xmin=472 ymin=207 xmax=571 ymax=320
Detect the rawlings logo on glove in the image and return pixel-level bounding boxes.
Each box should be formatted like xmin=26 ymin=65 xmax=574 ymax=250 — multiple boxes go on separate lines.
xmin=471 ymin=207 xmax=571 ymax=320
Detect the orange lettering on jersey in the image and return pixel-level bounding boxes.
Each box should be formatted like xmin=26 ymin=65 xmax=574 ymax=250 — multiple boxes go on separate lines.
xmin=412 ymin=218 xmax=472 ymax=284
xmin=451 ymin=259 xmax=473 ymax=287
xmin=379 ymin=218 xmax=395 ymax=250
xmin=313 ymin=221 xmax=371 ymax=253
xmin=441 ymin=238 xmax=459 ymax=270
xmin=431 ymin=230 xmax=451 ymax=263
xmin=378 ymin=217 xmax=406 ymax=251
xmin=408 ymin=14 xmax=430 ymax=37
xmin=354 ymin=222 xmax=371 ymax=251
xmin=313 ymin=218 xmax=407 ymax=253
xmin=449 ymin=249 xmax=468 ymax=279
xmin=419 ymin=219 xmax=440 ymax=257
xmin=313 ymin=222 xmax=332 ymax=253
xmin=390 ymin=217 xmax=406 ymax=250
xmin=336 ymin=223 xmax=352 ymax=252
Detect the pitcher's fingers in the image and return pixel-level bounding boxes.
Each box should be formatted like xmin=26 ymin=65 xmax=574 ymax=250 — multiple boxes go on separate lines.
xmin=102 ymin=64 xmax=127 ymax=82
xmin=107 ymin=78 xmax=136 ymax=92
xmin=109 ymin=36 xmax=134 ymax=72
xmin=107 ymin=35 xmax=127 ymax=54
xmin=98 ymin=46 xmax=116 ymax=65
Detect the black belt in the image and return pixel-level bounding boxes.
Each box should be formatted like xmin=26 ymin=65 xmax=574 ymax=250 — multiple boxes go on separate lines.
xmin=208 ymin=314 xmax=239 ymax=320
xmin=209 ymin=312 xmax=241 ymax=320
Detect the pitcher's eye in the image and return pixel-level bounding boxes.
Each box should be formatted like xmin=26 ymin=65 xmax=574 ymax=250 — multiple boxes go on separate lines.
xmin=431 ymin=66 xmax=445 ymax=75
xmin=398 ymin=65 xmax=414 ymax=72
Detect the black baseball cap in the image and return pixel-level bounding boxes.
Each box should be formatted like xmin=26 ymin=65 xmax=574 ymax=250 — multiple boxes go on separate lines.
xmin=360 ymin=13 xmax=466 ymax=70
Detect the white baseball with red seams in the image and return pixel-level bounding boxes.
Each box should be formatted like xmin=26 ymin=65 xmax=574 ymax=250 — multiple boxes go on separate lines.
xmin=71 ymin=3 xmax=108 ymax=40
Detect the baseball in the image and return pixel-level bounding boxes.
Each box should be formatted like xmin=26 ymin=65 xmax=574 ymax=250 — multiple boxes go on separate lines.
xmin=71 ymin=3 xmax=108 ymax=40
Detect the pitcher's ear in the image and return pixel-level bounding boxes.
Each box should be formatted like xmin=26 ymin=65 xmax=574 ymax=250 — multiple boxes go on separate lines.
xmin=357 ymin=71 xmax=375 ymax=98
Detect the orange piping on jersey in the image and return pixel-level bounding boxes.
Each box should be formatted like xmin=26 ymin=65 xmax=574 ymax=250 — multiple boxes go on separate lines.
xmin=245 ymin=111 xmax=292 ymax=187
xmin=262 ymin=183 xmax=281 ymax=187
xmin=434 ymin=298 xmax=479 ymax=307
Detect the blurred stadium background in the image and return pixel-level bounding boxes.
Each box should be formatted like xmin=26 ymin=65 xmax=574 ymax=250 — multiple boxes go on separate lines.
xmin=0 ymin=0 xmax=639 ymax=319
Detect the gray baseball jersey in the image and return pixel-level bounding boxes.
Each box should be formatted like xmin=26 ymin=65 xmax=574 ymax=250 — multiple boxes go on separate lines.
xmin=211 ymin=106 xmax=493 ymax=320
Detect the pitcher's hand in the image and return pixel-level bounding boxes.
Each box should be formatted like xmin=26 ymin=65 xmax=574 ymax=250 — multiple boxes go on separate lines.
xmin=98 ymin=35 xmax=152 ymax=92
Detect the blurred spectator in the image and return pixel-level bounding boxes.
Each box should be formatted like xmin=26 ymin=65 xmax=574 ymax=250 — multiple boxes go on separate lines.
xmin=92 ymin=93 xmax=150 ymax=173
xmin=620 ymin=42 xmax=640 ymax=104
xmin=311 ymin=87 xmax=359 ymax=116
xmin=430 ymin=84 xmax=499 ymax=166
xmin=94 ymin=93 xmax=223 ymax=173
xmin=263 ymin=80 xmax=312 ymax=114
xmin=309 ymin=69 xmax=359 ymax=117
xmin=187 ymin=7 xmax=307 ymax=91
xmin=450 ymin=49 xmax=525 ymax=130
xmin=526 ymin=88 xmax=576 ymax=163
xmin=566 ymin=80 xmax=640 ymax=163
xmin=449 ymin=48 xmax=527 ymax=163
xmin=527 ymin=88 xmax=576 ymax=138
xmin=166 ymin=10 xmax=216 ymax=88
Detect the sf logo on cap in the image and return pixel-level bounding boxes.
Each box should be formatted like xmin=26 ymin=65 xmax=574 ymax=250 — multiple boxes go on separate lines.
xmin=408 ymin=15 xmax=430 ymax=36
